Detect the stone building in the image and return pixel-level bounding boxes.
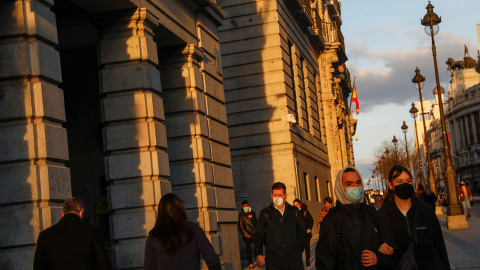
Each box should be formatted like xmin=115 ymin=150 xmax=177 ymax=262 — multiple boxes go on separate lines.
xmin=445 ymin=68 xmax=480 ymax=194
xmin=0 ymin=0 xmax=240 ymax=269
xmin=0 ymin=0 xmax=356 ymax=269
xmin=219 ymin=0 xmax=355 ymax=242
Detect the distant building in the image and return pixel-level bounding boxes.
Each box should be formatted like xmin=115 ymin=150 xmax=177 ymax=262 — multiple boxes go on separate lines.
xmin=445 ymin=67 xmax=480 ymax=193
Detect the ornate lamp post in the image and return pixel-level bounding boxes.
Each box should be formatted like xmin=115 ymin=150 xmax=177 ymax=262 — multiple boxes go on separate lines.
xmin=409 ymin=103 xmax=426 ymax=187
xmin=392 ymin=135 xmax=399 ymax=164
xmin=412 ymin=68 xmax=436 ymax=196
xmin=421 ymin=2 xmax=464 ymax=224
xmin=401 ymin=121 xmax=410 ymax=170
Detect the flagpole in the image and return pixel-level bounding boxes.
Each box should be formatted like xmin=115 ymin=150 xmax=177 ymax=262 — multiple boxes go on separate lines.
xmin=349 ymin=76 xmax=356 ymax=112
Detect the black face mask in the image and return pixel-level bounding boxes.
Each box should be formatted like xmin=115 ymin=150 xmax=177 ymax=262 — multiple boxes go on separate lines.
xmin=394 ymin=183 xmax=414 ymax=200
xmin=459 ymin=184 xmax=465 ymax=186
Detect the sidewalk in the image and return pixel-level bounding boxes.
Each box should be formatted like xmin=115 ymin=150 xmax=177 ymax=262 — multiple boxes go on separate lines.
xmin=243 ymin=197 xmax=480 ymax=270
xmin=439 ymin=196 xmax=480 ymax=270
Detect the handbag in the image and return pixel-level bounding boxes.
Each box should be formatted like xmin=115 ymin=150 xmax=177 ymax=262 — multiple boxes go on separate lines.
xmin=394 ymin=243 xmax=416 ymax=270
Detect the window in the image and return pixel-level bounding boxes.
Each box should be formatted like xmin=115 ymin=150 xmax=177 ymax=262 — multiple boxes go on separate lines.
xmin=288 ymin=42 xmax=299 ymax=122
xmin=301 ymin=57 xmax=309 ymax=132
xmin=304 ymin=173 xmax=310 ymax=200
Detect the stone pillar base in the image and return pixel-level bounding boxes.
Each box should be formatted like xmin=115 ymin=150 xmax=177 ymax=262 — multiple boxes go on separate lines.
xmin=435 ymin=206 xmax=443 ymax=215
xmin=446 ymin=215 xmax=468 ymax=229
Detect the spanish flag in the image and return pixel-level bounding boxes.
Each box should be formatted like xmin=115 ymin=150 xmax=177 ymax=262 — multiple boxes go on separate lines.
xmin=352 ymin=83 xmax=359 ymax=114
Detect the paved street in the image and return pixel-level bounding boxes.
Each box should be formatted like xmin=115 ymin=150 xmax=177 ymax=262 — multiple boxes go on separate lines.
xmin=243 ymin=196 xmax=480 ymax=270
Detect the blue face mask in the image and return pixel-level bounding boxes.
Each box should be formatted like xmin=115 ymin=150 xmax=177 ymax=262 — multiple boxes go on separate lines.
xmin=345 ymin=187 xmax=363 ymax=202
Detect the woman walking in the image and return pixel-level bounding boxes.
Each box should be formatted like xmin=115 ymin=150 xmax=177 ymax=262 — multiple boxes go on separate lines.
xmin=379 ymin=165 xmax=449 ymax=270
xmin=144 ymin=193 xmax=221 ymax=270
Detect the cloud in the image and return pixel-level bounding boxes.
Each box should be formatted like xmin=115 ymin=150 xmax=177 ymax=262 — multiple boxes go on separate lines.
xmin=345 ymin=29 xmax=478 ymax=113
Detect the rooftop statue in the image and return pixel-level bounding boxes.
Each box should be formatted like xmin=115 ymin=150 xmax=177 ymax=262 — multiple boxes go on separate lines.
xmin=446 ymin=58 xmax=464 ymax=71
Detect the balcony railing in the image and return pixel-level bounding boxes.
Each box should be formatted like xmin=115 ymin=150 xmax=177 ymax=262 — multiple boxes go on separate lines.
xmin=326 ymin=0 xmax=341 ymax=16
xmin=322 ymin=21 xmax=345 ymax=50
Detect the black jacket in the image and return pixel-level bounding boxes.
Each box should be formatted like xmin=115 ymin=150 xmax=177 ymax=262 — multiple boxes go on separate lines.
xmin=315 ymin=201 xmax=393 ymax=270
xmin=239 ymin=210 xmax=257 ymax=238
xmin=379 ymin=199 xmax=450 ymax=270
xmin=33 ymin=213 xmax=110 ymax=270
xmin=254 ymin=202 xmax=306 ymax=270
xmin=300 ymin=207 xmax=314 ymax=238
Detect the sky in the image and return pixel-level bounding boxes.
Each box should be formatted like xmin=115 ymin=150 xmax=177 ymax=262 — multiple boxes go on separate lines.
xmin=340 ymin=0 xmax=479 ymax=182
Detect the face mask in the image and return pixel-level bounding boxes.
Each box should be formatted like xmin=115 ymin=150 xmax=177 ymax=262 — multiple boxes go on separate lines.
xmin=345 ymin=187 xmax=363 ymax=202
xmin=273 ymin=197 xmax=284 ymax=207
xmin=459 ymin=184 xmax=465 ymax=186
xmin=243 ymin=207 xmax=250 ymax=212
xmin=394 ymin=183 xmax=414 ymax=200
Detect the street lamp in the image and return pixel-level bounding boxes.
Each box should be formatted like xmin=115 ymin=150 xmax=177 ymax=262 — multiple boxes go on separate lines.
xmin=392 ymin=135 xmax=398 ymax=164
xmin=412 ymin=67 xmax=436 ymax=197
xmin=401 ymin=121 xmax=410 ymax=171
xmin=409 ymin=103 xmax=426 ymax=187
xmin=421 ymin=2 xmax=464 ymax=224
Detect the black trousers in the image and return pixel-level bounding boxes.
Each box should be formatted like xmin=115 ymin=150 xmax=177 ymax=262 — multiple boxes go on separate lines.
xmin=304 ymin=237 xmax=311 ymax=264
xmin=244 ymin=237 xmax=254 ymax=264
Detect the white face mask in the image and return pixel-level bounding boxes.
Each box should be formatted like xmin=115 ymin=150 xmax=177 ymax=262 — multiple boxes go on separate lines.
xmin=273 ymin=197 xmax=284 ymax=207
xmin=242 ymin=207 xmax=251 ymax=212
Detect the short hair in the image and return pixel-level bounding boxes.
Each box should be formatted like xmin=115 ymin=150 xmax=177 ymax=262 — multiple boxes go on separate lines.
xmin=241 ymin=200 xmax=249 ymax=206
xmin=272 ymin=182 xmax=286 ymax=193
xmin=293 ymin=199 xmax=301 ymax=204
xmin=324 ymin=196 xmax=332 ymax=204
xmin=63 ymin=197 xmax=85 ymax=214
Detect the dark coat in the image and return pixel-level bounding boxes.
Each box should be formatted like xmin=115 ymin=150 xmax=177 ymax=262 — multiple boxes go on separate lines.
xmin=33 ymin=213 xmax=110 ymax=270
xmin=239 ymin=210 xmax=257 ymax=238
xmin=379 ymin=200 xmax=450 ymax=270
xmin=315 ymin=201 xmax=393 ymax=270
xmin=144 ymin=222 xmax=221 ymax=270
xmin=300 ymin=207 xmax=314 ymax=238
xmin=254 ymin=202 xmax=306 ymax=270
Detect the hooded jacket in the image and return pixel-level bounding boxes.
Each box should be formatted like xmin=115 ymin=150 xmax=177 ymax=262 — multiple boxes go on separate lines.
xmin=315 ymin=166 xmax=393 ymax=270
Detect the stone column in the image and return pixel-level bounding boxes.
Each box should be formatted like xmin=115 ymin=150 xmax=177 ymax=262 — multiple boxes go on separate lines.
xmin=450 ymin=120 xmax=458 ymax=152
xmin=159 ymin=43 xmax=240 ymax=269
xmin=459 ymin=116 xmax=466 ymax=147
xmin=0 ymin=1 xmax=70 ymax=268
xmin=96 ymin=9 xmax=171 ymax=269
xmin=464 ymin=115 xmax=472 ymax=145
xmin=453 ymin=118 xmax=462 ymax=151
xmin=471 ymin=113 xmax=478 ymax=144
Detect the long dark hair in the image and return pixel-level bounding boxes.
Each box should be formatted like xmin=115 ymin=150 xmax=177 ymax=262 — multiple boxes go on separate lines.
xmin=383 ymin=165 xmax=415 ymax=205
xmin=149 ymin=193 xmax=193 ymax=255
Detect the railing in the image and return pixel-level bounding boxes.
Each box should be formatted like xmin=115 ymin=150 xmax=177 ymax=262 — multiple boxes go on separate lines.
xmin=326 ymin=0 xmax=341 ymax=16
xmin=322 ymin=21 xmax=345 ymax=50
xmin=311 ymin=9 xmax=323 ymax=39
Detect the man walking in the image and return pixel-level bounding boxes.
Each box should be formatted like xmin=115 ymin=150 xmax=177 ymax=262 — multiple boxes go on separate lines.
xmin=238 ymin=200 xmax=257 ymax=269
xmin=254 ymin=182 xmax=306 ymax=269
xmin=293 ymin=199 xmax=314 ymax=267
xmin=34 ymin=197 xmax=110 ymax=270
xmin=315 ymin=167 xmax=393 ymax=270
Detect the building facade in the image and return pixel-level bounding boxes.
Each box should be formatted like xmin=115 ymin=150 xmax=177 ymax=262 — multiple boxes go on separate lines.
xmin=446 ymin=68 xmax=480 ymax=194
xmin=0 ymin=0 xmax=356 ymax=269
xmin=0 ymin=0 xmax=240 ymax=269
xmin=219 ymin=1 xmax=356 ymax=253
